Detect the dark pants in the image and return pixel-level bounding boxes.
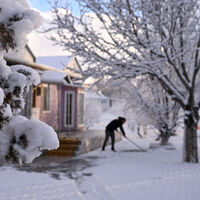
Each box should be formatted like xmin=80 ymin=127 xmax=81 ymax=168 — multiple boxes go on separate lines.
xmin=102 ymin=129 xmax=115 ymax=150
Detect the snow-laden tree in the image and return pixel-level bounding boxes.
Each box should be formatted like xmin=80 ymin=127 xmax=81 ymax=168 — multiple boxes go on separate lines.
xmin=50 ymin=0 xmax=200 ymax=162
xmin=0 ymin=0 xmax=59 ymax=165
xmin=126 ymin=77 xmax=181 ymax=144
xmin=100 ymin=77 xmax=181 ymax=144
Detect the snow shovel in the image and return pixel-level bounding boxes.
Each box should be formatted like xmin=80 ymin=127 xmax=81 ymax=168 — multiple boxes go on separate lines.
xmin=125 ymin=136 xmax=146 ymax=152
xmin=117 ymin=131 xmax=146 ymax=152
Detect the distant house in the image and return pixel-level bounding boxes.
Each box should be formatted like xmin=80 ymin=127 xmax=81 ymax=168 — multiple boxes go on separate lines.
xmin=85 ymin=89 xmax=112 ymax=112
xmin=5 ymin=48 xmax=85 ymax=132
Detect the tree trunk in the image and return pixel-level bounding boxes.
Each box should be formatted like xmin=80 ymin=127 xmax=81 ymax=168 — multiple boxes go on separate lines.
xmin=183 ymin=109 xmax=199 ymax=163
xmin=159 ymin=127 xmax=171 ymax=145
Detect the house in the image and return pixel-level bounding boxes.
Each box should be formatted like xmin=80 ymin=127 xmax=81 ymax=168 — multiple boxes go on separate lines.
xmin=32 ymin=69 xmax=84 ymax=132
xmin=34 ymin=56 xmax=84 ymax=132
xmin=5 ymin=47 xmax=85 ymax=132
xmin=85 ymin=89 xmax=112 ymax=112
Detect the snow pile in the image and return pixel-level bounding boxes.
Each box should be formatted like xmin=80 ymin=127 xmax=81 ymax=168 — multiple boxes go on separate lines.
xmin=0 ymin=116 xmax=59 ymax=165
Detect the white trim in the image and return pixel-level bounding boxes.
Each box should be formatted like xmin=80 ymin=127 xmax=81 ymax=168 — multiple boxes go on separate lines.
xmin=64 ymin=91 xmax=75 ymax=127
xmin=78 ymin=91 xmax=84 ymax=126
xmin=42 ymin=84 xmax=51 ymax=112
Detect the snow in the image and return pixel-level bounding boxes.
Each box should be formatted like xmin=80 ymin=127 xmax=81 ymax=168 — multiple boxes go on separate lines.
xmin=0 ymin=116 xmax=59 ymax=165
xmin=0 ymin=88 xmax=4 ymax=106
xmin=0 ymin=54 xmax=12 ymax=79
xmin=86 ymin=90 xmax=110 ymax=99
xmin=1 ymin=132 xmax=200 ymax=200
xmin=41 ymin=70 xmax=68 ymax=85
xmin=0 ymin=0 xmax=30 ymax=22
xmin=11 ymin=65 xmax=40 ymax=86
xmin=37 ymin=56 xmax=74 ymax=70
xmin=0 ymin=0 xmax=42 ymax=51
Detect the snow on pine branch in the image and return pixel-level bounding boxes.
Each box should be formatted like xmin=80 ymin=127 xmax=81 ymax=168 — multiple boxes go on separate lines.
xmin=0 ymin=0 xmax=59 ymax=165
xmin=0 ymin=116 xmax=59 ymax=165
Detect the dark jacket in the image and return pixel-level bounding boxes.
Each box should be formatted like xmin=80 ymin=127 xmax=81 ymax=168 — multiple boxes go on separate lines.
xmin=106 ymin=117 xmax=126 ymax=136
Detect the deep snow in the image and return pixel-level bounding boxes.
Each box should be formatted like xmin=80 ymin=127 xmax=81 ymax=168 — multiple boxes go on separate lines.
xmin=0 ymin=129 xmax=200 ymax=200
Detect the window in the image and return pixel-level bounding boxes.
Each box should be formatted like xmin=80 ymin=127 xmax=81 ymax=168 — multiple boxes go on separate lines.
xmin=42 ymin=85 xmax=50 ymax=111
xmin=78 ymin=93 xmax=84 ymax=125
xmin=64 ymin=91 xmax=75 ymax=126
xmin=36 ymin=87 xmax=41 ymax=96
xmin=32 ymin=87 xmax=36 ymax=108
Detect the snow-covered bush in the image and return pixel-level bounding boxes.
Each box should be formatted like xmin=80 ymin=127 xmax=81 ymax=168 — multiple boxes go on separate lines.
xmin=0 ymin=0 xmax=59 ymax=165
xmin=0 ymin=116 xmax=59 ymax=165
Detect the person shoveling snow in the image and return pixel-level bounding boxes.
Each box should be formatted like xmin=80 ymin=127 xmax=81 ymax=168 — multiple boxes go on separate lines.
xmin=102 ymin=117 xmax=127 ymax=152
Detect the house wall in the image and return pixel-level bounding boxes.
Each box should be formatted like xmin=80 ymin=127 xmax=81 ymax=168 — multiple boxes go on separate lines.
xmin=40 ymin=84 xmax=59 ymax=130
xmin=32 ymin=83 xmax=59 ymax=130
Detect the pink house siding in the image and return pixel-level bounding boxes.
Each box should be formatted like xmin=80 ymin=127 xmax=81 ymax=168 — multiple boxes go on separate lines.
xmin=39 ymin=84 xmax=59 ymax=130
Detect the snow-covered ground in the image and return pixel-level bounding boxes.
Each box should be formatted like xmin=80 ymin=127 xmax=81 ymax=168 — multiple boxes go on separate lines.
xmin=1 ymin=129 xmax=200 ymax=200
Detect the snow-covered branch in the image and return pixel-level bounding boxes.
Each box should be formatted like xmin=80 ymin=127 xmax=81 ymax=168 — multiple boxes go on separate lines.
xmin=49 ymin=0 xmax=200 ymax=162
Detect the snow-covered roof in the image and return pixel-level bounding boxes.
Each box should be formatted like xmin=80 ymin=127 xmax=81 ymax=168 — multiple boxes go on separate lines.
xmin=41 ymin=70 xmax=69 ymax=85
xmin=37 ymin=56 xmax=74 ymax=70
xmin=4 ymin=56 xmax=65 ymax=73
xmin=86 ymin=91 xmax=110 ymax=100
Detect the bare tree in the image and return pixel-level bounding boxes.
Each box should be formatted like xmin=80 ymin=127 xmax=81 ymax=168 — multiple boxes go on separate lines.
xmin=50 ymin=0 xmax=200 ymax=162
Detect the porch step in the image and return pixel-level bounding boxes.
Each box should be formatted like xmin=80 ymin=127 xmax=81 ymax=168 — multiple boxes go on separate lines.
xmin=45 ymin=150 xmax=75 ymax=157
xmin=45 ymin=137 xmax=81 ymax=157
xmin=59 ymin=137 xmax=81 ymax=145
xmin=57 ymin=144 xmax=78 ymax=151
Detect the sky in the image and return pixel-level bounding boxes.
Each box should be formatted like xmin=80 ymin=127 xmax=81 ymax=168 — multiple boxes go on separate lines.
xmin=27 ymin=0 xmax=81 ymax=57
xmin=29 ymin=0 xmax=80 ymax=15
xmin=29 ymin=0 xmax=53 ymax=11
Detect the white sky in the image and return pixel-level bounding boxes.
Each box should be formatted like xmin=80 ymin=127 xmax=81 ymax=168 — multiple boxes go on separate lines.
xmin=27 ymin=11 xmax=69 ymax=57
